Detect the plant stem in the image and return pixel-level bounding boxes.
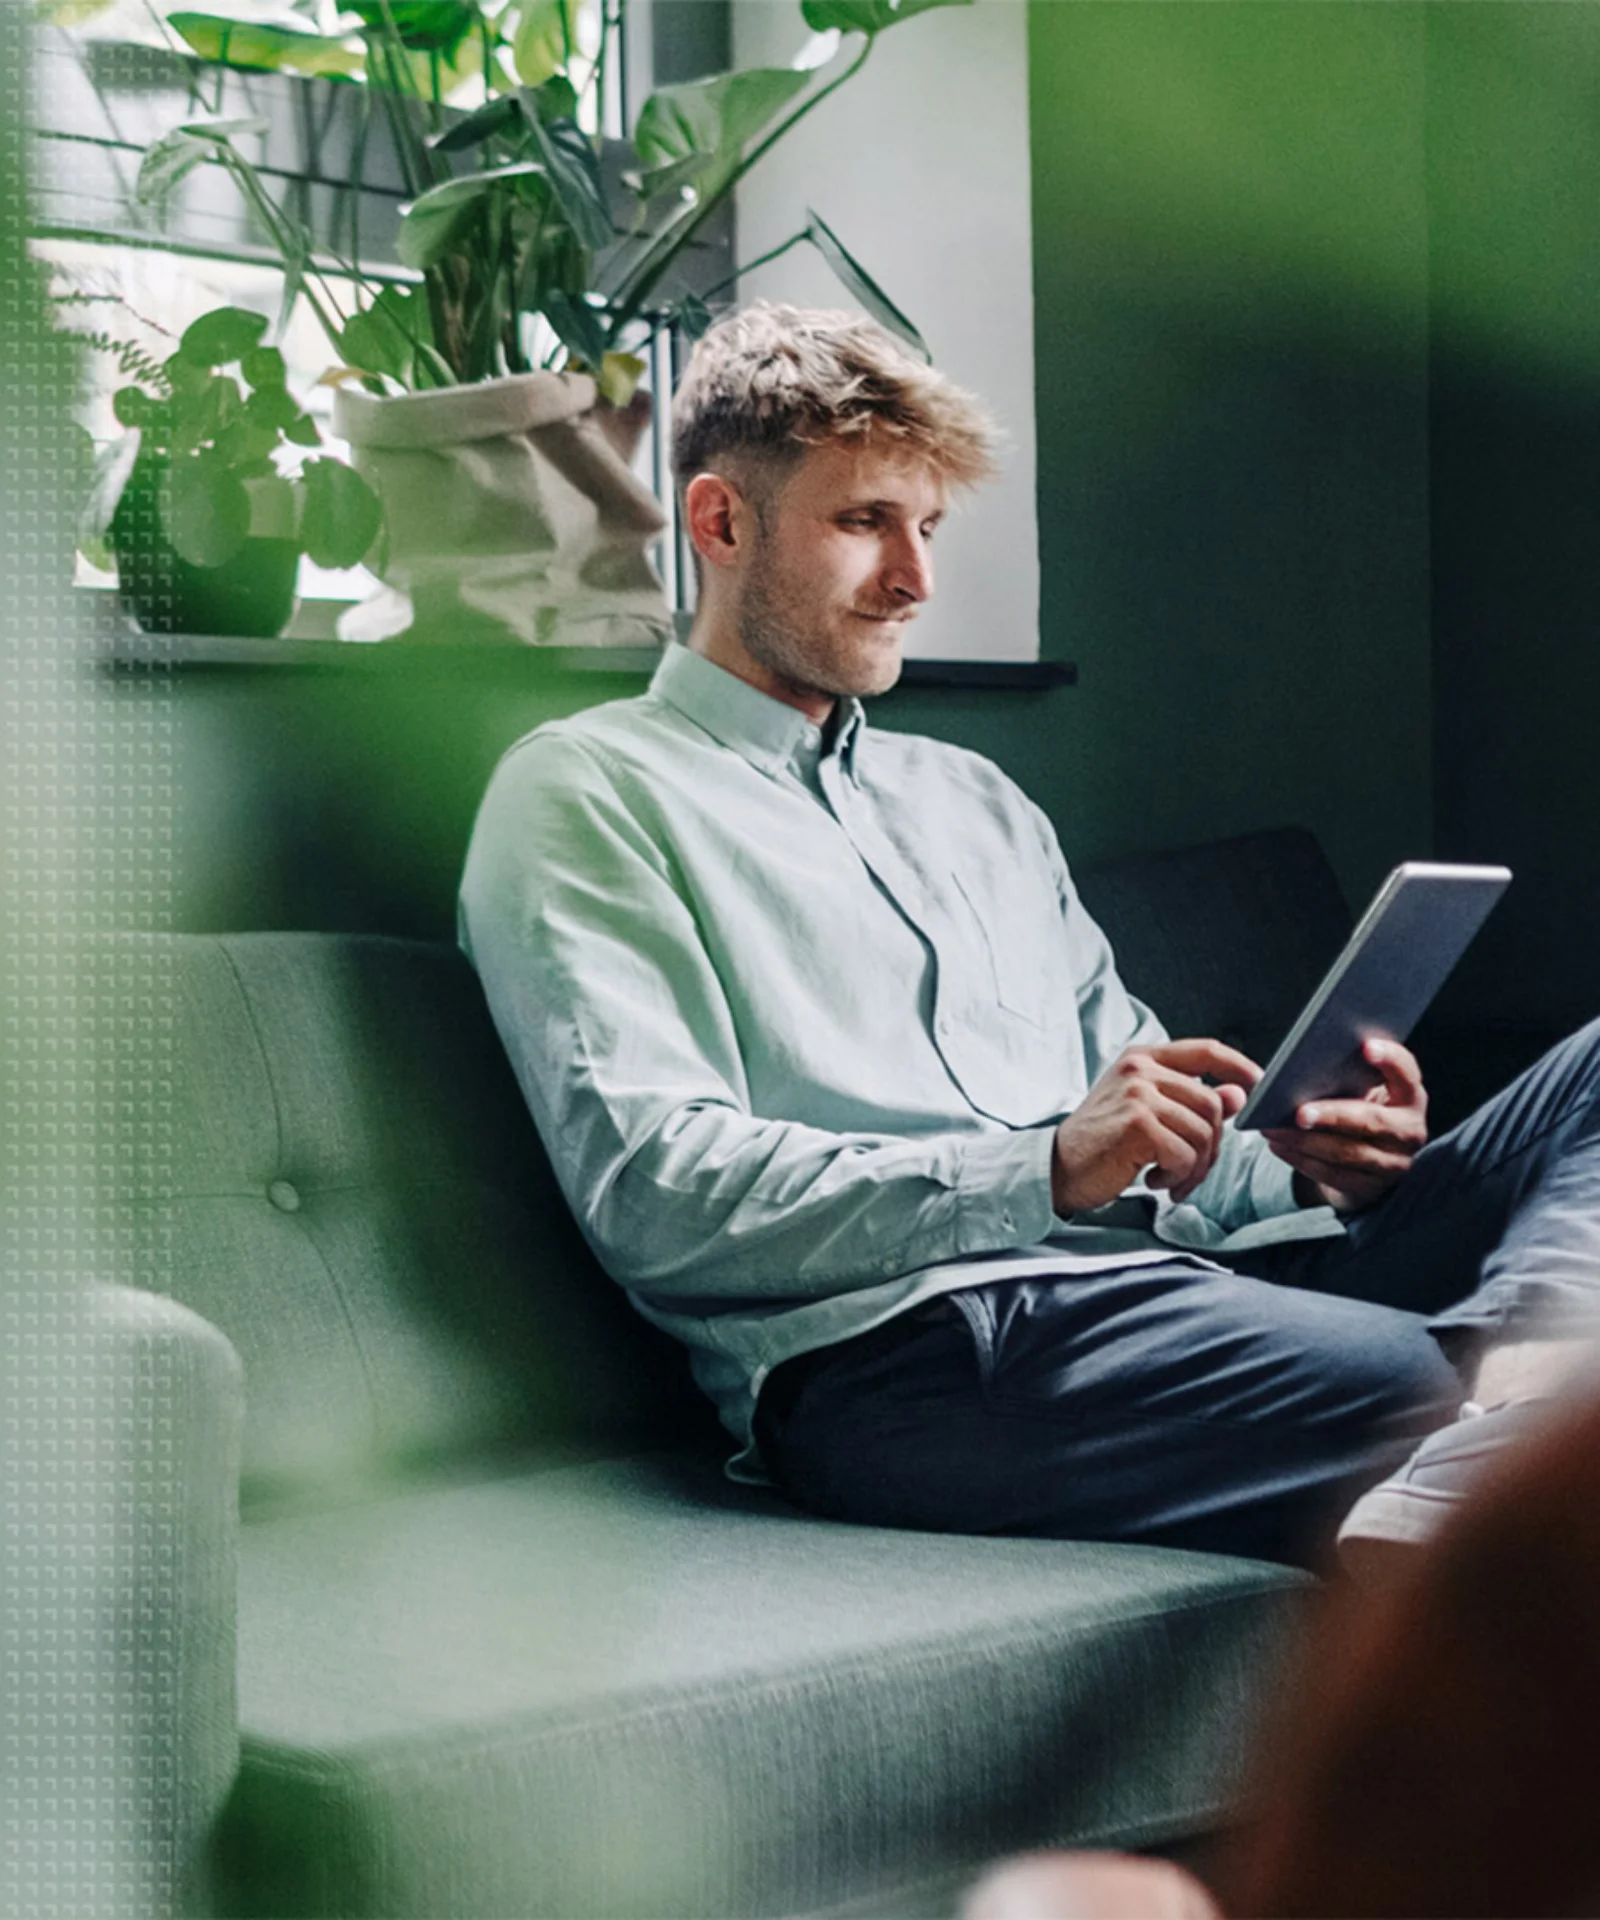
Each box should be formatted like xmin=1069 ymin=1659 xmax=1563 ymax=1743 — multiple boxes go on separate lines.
xmin=694 ymin=226 xmax=809 ymax=306
xmin=608 ymin=33 xmax=873 ymax=337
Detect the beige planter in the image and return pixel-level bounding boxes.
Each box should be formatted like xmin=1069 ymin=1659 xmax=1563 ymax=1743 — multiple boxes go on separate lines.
xmin=333 ymin=370 xmax=673 ymax=648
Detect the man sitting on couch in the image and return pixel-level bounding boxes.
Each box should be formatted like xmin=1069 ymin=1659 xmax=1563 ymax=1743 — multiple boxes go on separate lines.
xmin=460 ymin=303 xmax=1600 ymax=1572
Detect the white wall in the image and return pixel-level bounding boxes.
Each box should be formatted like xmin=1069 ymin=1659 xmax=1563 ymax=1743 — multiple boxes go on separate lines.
xmin=730 ymin=0 xmax=1039 ymax=662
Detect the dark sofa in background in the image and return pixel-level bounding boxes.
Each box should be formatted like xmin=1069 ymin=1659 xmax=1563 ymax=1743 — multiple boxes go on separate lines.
xmin=108 ymin=827 xmax=1404 ymax=1918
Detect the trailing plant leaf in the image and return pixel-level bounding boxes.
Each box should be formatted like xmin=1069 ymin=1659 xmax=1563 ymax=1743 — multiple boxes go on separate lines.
xmin=799 ymin=0 xmax=970 ymax=33
xmin=806 ymin=208 xmax=927 ymax=359
xmin=543 ymin=288 xmax=607 ymax=368
xmin=676 ymin=292 xmax=712 ymax=341
xmin=398 ymin=164 xmax=544 ymax=270
xmin=298 ymin=456 xmax=384 ymax=568
xmin=179 ymin=306 xmax=269 ymax=367
xmin=428 ymin=92 xmax=520 ymax=152
xmin=283 ymin=412 xmax=324 ymax=446
xmin=160 ymin=452 xmax=251 ymax=567
xmin=167 ymin=13 xmax=364 ymax=77
xmin=527 ymin=113 xmax=612 ymax=250
xmin=135 ymin=128 xmax=214 ymax=208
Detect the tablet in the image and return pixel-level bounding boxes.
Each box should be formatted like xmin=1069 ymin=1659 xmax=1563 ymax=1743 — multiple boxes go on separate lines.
xmin=1233 ymin=860 xmax=1512 ymax=1132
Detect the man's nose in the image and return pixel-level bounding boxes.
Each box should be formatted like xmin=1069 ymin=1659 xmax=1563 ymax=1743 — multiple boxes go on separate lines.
xmin=883 ymin=530 xmax=934 ymax=604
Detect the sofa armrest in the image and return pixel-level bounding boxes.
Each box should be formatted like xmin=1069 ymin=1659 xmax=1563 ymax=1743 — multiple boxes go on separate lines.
xmin=83 ymin=1284 xmax=245 ymax=1918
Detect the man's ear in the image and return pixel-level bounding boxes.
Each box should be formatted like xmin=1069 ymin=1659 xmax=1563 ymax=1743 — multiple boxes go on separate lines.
xmin=683 ymin=471 xmax=750 ymax=573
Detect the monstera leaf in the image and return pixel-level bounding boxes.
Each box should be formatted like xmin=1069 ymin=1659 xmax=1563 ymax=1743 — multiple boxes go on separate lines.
xmin=634 ymin=68 xmax=812 ymax=201
xmin=167 ymin=12 xmax=364 ymax=76
xmin=800 ymin=0 xmax=970 ymax=32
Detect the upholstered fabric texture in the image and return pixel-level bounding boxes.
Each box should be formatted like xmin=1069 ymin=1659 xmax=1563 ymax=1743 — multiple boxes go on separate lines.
xmin=215 ymin=1455 xmax=1307 ymax=1920
xmin=129 ymin=934 xmax=710 ymax=1506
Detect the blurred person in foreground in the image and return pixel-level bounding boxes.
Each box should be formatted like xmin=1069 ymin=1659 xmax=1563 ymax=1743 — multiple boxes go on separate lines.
xmin=460 ymin=304 xmax=1600 ymax=1573
xmin=966 ymin=1368 xmax=1600 ymax=1917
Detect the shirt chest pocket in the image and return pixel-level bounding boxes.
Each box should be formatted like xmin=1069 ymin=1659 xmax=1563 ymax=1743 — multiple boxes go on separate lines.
xmin=950 ymin=869 xmax=1060 ymax=1030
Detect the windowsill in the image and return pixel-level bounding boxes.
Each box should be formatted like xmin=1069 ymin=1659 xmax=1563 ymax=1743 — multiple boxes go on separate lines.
xmin=95 ymin=597 xmax=1078 ymax=687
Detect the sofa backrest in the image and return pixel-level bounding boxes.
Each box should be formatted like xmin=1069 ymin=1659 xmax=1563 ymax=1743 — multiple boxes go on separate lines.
xmin=132 ymin=932 xmax=715 ymax=1511
xmin=121 ymin=828 xmax=1349 ymax=1511
xmin=1077 ymin=826 xmax=1352 ymax=1070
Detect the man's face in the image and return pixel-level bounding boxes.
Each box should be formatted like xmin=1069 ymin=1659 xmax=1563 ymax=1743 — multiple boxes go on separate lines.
xmin=733 ymin=439 xmax=946 ymax=708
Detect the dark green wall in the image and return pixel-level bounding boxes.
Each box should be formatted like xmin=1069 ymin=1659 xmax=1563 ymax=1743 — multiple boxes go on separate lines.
xmin=1425 ymin=5 xmax=1600 ymax=1036
xmin=1026 ymin=1 xmax=1431 ymax=904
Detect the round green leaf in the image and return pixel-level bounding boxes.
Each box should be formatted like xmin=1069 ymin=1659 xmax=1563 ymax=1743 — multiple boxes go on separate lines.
xmin=159 ymin=454 xmax=251 ymax=567
xmin=214 ymin=419 xmax=284 ymax=468
xmin=241 ymin=346 xmax=287 ymax=390
xmin=179 ymin=306 xmax=269 ymax=369
xmin=244 ymin=384 xmax=301 ymax=431
xmin=298 ymin=458 xmax=383 ymax=569
xmin=112 ymin=386 xmax=156 ymax=429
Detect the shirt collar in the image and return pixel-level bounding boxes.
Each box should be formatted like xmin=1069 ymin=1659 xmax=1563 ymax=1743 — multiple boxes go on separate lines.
xmin=650 ymin=642 xmax=866 ymax=784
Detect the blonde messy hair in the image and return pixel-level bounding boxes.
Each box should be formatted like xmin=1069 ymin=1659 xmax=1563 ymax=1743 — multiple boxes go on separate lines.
xmin=671 ymin=303 xmax=999 ymax=499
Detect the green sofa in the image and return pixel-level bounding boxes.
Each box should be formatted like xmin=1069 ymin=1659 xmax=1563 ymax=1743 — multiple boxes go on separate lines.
xmin=105 ymin=827 xmax=1356 ymax=1919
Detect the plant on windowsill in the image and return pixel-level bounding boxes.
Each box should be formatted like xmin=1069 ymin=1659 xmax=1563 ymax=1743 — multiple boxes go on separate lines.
xmin=78 ymin=302 xmax=383 ymax=638
xmin=107 ymin=0 xmax=966 ymax=645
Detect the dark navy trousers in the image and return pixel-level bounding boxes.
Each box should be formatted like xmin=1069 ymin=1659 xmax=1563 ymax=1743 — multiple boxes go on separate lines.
xmin=755 ymin=1019 xmax=1600 ymax=1568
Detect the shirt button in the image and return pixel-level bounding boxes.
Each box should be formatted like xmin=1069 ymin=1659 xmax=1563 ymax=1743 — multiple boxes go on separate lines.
xmin=268 ymin=1179 xmax=301 ymax=1213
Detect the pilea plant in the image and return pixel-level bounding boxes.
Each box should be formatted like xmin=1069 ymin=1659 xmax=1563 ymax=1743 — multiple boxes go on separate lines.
xmin=85 ymin=302 xmax=383 ymax=573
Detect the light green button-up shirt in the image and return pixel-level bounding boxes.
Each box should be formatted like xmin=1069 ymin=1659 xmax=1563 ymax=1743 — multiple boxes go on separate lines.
xmin=459 ymin=644 xmax=1342 ymax=1477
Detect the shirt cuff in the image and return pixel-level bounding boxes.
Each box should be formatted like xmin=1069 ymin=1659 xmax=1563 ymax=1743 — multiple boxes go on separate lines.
xmin=1248 ymin=1141 xmax=1302 ymax=1219
xmin=951 ymin=1126 xmax=1060 ymax=1252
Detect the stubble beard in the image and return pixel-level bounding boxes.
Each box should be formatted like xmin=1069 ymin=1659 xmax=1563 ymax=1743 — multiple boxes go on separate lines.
xmin=736 ymin=544 xmax=907 ymax=706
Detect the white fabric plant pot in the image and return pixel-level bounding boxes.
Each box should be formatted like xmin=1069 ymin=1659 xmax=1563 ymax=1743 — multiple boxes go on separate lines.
xmin=332 ymin=370 xmax=672 ymax=648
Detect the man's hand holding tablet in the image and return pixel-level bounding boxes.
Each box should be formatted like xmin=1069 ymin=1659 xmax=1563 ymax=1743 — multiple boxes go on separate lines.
xmin=1264 ymin=1033 xmax=1431 ymax=1213
xmin=1237 ymin=860 xmax=1512 ymax=1211
xmin=1052 ymin=862 xmax=1510 ymax=1219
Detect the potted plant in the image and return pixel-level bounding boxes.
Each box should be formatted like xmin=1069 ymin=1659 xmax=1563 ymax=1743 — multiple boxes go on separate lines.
xmin=118 ymin=0 xmax=963 ymax=645
xmin=80 ymin=303 xmax=383 ymax=638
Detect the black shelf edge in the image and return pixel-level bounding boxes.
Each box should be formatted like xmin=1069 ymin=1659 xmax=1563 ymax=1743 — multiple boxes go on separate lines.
xmin=96 ymin=627 xmax=1078 ymax=686
xmin=896 ymin=660 xmax=1077 ymax=689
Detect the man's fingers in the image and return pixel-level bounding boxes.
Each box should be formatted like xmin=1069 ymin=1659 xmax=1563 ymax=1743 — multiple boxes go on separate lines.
xmin=1292 ymin=1099 xmax=1427 ymax=1147
xmin=1363 ymin=1036 xmax=1427 ymax=1110
xmin=1265 ymin=1134 xmax=1414 ymax=1183
xmin=1148 ymin=1038 xmax=1261 ymax=1090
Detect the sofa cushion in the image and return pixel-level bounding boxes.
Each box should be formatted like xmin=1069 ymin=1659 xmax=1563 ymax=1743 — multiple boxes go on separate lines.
xmin=136 ymin=934 xmax=713 ymax=1505
xmin=214 ymin=1452 xmax=1308 ymax=1919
